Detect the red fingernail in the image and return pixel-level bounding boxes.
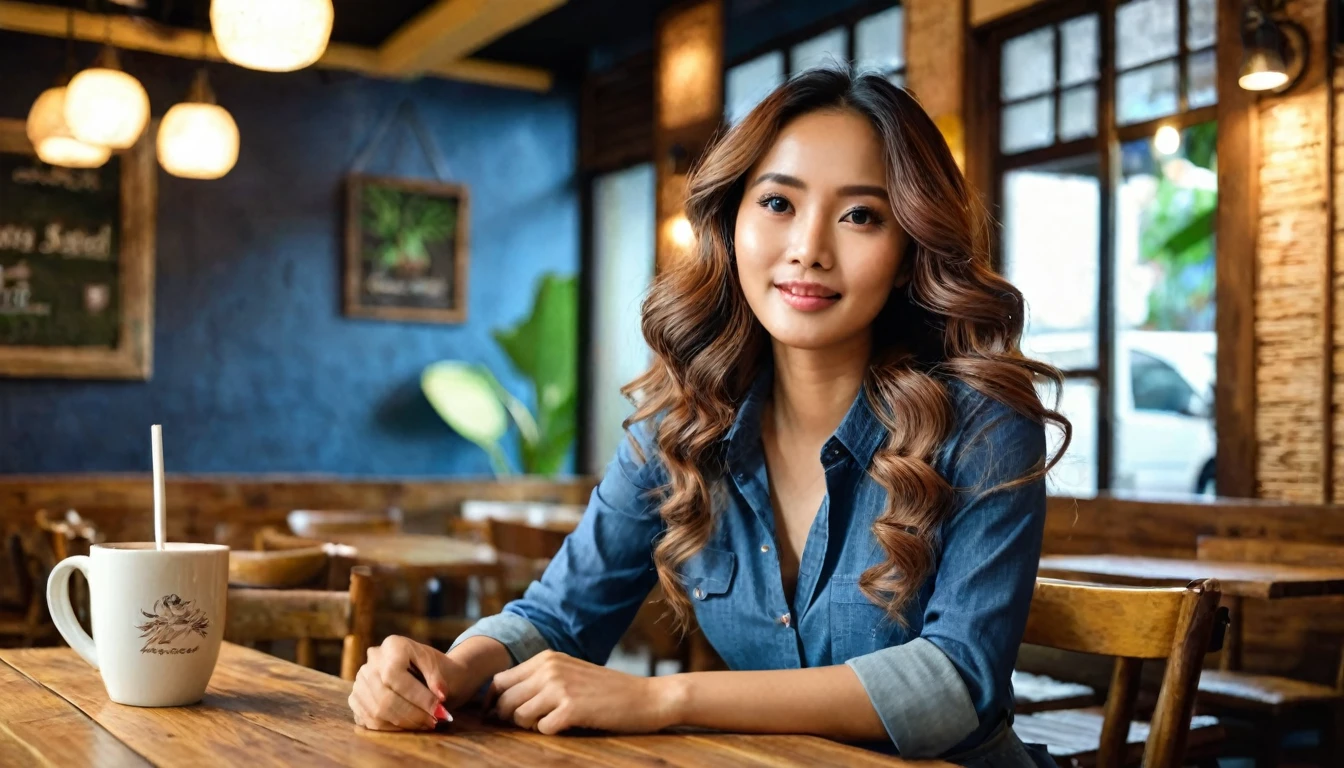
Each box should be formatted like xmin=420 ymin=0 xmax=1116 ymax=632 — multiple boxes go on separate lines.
xmin=434 ymin=704 xmax=450 ymax=721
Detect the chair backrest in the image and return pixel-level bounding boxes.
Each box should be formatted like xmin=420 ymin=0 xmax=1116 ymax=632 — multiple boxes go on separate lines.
xmin=287 ymin=509 xmax=402 ymax=538
xmin=35 ymin=509 xmax=101 ymax=561
xmin=229 ymin=547 xmax=330 ymax=589
xmin=1196 ymin=535 xmax=1344 ymax=568
xmin=1023 ymin=577 xmax=1221 ymax=768
xmin=485 ymin=517 xmax=569 ymax=561
xmin=225 ymin=565 xmax=376 ymax=681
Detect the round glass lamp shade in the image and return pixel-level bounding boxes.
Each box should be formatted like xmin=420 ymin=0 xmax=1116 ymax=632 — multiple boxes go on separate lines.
xmin=210 ymin=0 xmax=334 ymax=72
xmin=26 ymin=86 xmax=111 ymax=168
xmin=158 ymin=102 xmax=240 ymax=179
xmin=65 ymin=66 xmax=151 ymax=149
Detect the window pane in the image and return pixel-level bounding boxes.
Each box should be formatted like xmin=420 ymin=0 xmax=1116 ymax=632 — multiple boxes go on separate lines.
xmin=791 ymin=27 xmax=849 ymax=75
xmin=1116 ymin=60 xmax=1179 ymax=125
xmin=1116 ymin=0 xmax=1178 ymax=71
xmin=1187 ymin=0 xmax=1216 ymax=50
xmin=1059 ymin=86 xmax=1097 ymax=141
xmin=1002 ymin=155 xmax=1101 ymax=371
xmin=1001 ymin=96 xmax=1055 ymax=154
xmin=887 ymin=71 xmax=906 ymax=89
xmin=855 ymin=5 xmax=904 ymax=74
xmin=1001 ymin=27 xmax=1055 ymax=101
xmin=726 ymin=52 xmax=785 ymax=125
xmin=1187 ymin=48 xmax=1217 ymax=109
xmin=589 ymin=164 xmax=655 ymax=474
xmin=1040 ymin=377 xmax=1099 ymax=496
xmin=1113 ymin=124 xmax=1217 ymax=494
xmin=1060 ymin=14 xmax=1099 ymax=87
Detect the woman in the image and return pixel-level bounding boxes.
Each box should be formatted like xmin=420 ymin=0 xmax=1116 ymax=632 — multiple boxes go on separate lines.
xmin=348 ymin=68 xmax=1070 ymax=767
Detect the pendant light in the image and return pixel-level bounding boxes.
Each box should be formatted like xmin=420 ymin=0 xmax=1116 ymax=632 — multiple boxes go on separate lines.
xmin=1238 ymin=1 xmax=1307 ymax=93
xmin=65 ymin=45 xmax=151 ymax=149
xmin=27 ymin=83 xmax=113 ymax=168
xmin=158 ymin=69 xmax=240 ymax=180
xmin=210 ymin=0 xmax=334 ymax=73
xmin=24 ymin=8 xmax=110 ymax=168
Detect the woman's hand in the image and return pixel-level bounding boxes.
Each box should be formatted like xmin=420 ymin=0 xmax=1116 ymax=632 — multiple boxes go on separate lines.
xmin=486 ymin=650 xmax=684 ymax=735
xmin=349 ymin=635 xmax=470 ymax=731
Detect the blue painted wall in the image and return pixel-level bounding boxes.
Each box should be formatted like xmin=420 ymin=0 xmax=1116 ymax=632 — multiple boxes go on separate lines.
xmin=0 ymin=33 xmax=579 ymax=476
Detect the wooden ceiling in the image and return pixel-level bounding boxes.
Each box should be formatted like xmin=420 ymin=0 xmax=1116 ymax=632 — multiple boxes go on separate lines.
xmin=0 ymin=0 xmax=570 ymax=90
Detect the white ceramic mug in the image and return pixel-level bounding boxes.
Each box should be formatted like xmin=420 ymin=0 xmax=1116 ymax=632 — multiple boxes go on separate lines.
xmin=47 ymin=542 xmax=229 ymax=707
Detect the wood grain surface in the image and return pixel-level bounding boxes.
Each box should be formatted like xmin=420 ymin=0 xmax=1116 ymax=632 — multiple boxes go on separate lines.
xmin=0 ymin=643 xmax=934 ymax=767
xmin=1038 ymin=554 xmax=1344 ymax=599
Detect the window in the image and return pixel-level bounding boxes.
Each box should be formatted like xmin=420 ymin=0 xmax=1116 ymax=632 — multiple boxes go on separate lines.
xmin=990 ymin=0 xmax=1217 ymax=497
xmin=724 ymin=4 xmax=905 ymax=125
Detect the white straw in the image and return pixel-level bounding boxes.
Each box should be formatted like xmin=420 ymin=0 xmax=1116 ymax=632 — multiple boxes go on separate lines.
xmin=152 ymin=424 xmax=166 ymax=551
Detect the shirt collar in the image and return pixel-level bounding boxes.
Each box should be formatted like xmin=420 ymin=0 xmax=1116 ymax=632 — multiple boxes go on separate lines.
xmin=722 ymin=365 xmax=888 ymax=468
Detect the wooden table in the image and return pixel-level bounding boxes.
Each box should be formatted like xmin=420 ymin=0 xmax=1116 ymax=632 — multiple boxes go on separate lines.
xmin=0 ymin=643 xmax=932 ymax=767
xmin=1038 ymin=554 xmax=1344 ymax=599
xmin=329 ymin=533 xmax=498 ymax=571
xmin=1038 ymin=553 xmax=1344 ymax=670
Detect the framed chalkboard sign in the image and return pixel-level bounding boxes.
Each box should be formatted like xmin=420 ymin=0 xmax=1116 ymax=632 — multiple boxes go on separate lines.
xmin=344 ymin=174 xmax=469 ymax=324
xmin=0 ymin=118 xmax=155 ymax=379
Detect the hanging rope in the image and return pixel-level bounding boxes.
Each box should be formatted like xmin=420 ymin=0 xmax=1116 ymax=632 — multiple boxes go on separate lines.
xmin=350 ymin=98 xmax=452 ymax=181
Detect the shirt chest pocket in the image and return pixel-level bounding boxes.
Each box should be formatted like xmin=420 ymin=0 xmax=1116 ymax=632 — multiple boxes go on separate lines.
xmin=682 ymin=547 xmax=736 ymax=620
xmin=829 ymin=577 xmax=899 ymax=662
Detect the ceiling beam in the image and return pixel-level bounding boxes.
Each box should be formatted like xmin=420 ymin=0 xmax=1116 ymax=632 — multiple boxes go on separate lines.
xmin=377 ymin=0 xmax=565 ymax=76
xmin=0 ymin=0 xmax=553 ymax=92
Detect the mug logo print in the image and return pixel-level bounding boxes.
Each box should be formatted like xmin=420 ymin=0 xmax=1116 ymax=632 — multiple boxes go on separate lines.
xmin=135 ymin=594 xmax=210 ymax=653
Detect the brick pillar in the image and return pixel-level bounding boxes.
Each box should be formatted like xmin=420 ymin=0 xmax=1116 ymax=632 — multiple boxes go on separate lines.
xmin=1256 ymin=0 xmax=1331 ymax=501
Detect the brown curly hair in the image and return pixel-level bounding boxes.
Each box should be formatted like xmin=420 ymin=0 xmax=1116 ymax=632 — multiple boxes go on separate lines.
xmin=622 ymin=69 xmax=1071 ymax=631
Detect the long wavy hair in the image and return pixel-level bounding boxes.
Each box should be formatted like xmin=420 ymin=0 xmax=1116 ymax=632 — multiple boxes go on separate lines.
xmin=623 ymin=68 xmax=1071 ymax=631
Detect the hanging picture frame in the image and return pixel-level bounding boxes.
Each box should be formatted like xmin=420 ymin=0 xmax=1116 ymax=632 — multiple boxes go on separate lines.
xmin=0 ymin=118 xmax=156 ymax=380
xmin=344 ymin=101 xmax=468 ymax=324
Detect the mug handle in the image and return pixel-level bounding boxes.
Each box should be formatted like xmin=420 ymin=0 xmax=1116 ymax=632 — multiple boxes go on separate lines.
xmin=47 ymin=556 xmax=98 ymax=668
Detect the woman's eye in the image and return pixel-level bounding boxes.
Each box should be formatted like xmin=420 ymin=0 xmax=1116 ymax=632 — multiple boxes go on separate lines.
xmin=843 ymin=208 xmax=881 ymax=227
xmin=761 ymin=196 xmax=792 ymax=214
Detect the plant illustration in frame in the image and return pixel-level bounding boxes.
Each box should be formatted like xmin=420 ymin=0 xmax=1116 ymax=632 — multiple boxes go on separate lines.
xmin=345 ymin=174 xmax=469 ymax=323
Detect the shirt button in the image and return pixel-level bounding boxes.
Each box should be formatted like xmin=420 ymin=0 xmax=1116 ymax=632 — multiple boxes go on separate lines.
xmin=779 ymin=612 xmax=791 ymax=627
xmin=760 ymin=544 xmax=770 ymax=553
xmin=736 ymin=473 xmax=747 ymax=482
xmin=694 ymin=587 xmax=705 ymax=600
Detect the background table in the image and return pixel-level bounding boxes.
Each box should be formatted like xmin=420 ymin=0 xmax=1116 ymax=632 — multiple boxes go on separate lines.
xmin=1038 ymin=553 xmax=1344 ymax=670
xmin=0 ymin=643 xmax=938 ymax=767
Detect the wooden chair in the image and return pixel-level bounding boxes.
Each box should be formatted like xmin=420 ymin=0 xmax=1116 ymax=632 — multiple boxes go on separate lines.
xmin=225 ymin=565 xmax=376 ymax=681
xmin=0 ymin=528 xmax=58 ymax=647
xmin=229 ymin=547 xmax=330 ymax=589
xmin=1013 ymin=670 xmax=1100 ymax=714
xmin=1193 ymin=536 xmax=1344 ymax=766
xmin=287 ymin=509 xmax=402 ymax=538
xmin=1013 ymin=578 xmax=1224 ymax=768
xmin=35 ymin=510 xmax=101 ymax=633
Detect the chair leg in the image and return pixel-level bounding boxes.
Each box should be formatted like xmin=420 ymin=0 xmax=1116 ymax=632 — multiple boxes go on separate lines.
xmin=1326 ymin=703 xmax=1344 ymax=768
xmin=1255 ymin=716 xmax=1283 ymax=768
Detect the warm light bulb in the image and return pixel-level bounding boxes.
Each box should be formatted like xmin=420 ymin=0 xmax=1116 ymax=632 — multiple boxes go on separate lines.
xmin=65 ymin=57 xmax=151 ymax=149
xmin=669 ymin=215 xmax=695 ymax=250
xmin=26 ymin=86 xmax=111 ymax=169
xmin=1153 ymin=125 xmax=1181 ymax=156
xmin=158 ymin=102 xmax=240 ymax=179
xmin=1239 ymin=70 xmax=1289 ymax=91
xmin=210 ymin=0 xmax=334 ymax=72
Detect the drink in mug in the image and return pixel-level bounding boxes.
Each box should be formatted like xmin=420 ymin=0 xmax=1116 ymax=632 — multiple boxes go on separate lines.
xmin=47 ymin=542 xmax=229 ymax=707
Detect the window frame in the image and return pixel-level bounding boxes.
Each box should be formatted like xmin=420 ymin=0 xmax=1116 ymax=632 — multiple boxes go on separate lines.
xmin=723 ymin=0 xmax=907 ymax=121
xmin=974 ymin=0 xmax=1222 ymax=495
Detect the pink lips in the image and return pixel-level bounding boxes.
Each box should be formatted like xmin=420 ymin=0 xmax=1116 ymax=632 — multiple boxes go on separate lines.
xmin=775 ymin=281 xmax=840 ymax=312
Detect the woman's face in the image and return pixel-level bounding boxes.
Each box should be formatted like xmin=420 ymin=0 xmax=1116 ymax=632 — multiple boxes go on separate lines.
xmin=734 ymin=108 xmax=908 ymax=351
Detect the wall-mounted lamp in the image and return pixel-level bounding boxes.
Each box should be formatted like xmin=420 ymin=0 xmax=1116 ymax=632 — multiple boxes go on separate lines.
xmin=1239 ymin=0 xmax=1308 ymax=93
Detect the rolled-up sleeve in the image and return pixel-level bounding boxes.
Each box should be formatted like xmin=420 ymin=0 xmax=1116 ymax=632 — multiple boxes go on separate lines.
xmin=845 ymin=392 xmax=1047 ymax=757
xmin=450 ymin=421 xmax=666 ymax=666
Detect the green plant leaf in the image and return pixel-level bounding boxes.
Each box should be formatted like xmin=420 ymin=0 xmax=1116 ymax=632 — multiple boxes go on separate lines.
xmin=421 ymin=361 xmax=513 ymax=475
xmin=492 ymin=274 xmax=578 ymax=475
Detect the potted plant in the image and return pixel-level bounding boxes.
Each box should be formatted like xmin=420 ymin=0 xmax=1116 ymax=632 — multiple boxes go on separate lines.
xmin=422 ymin=272 xmax=577 ymax=477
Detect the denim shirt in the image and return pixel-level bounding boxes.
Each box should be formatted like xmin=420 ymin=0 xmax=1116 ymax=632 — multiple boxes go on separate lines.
xmin=453 ymin=373 xmax=1047 ymax=761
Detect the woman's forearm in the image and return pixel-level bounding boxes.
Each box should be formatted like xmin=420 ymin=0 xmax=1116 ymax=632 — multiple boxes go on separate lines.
xmin=659 ymin=665 xmax=887 ymax=742
xmin=445 ymin=636 xmax=515 ymax=697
